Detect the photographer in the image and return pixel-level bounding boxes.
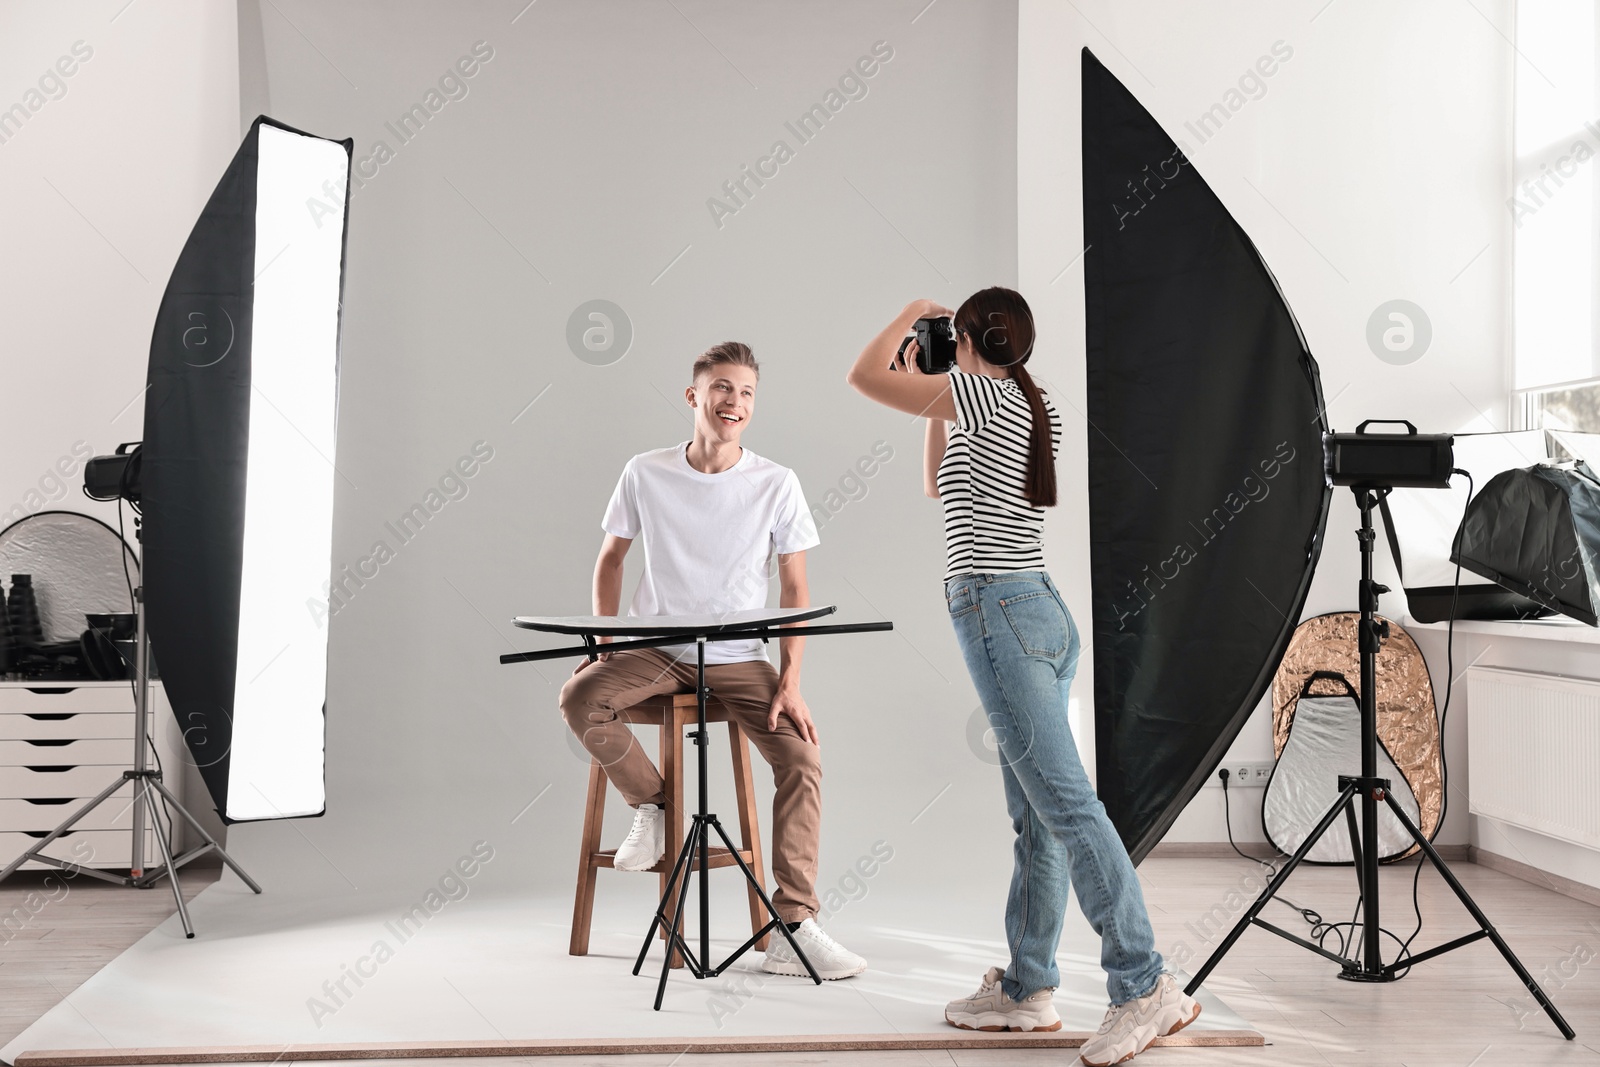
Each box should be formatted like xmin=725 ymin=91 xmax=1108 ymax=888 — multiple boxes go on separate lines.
xmin=846 ymin=289 xmax=1198 ymax=1065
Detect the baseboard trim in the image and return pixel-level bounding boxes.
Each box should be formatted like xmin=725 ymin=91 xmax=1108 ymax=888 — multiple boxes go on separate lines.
xmin=1467 ymin=845 xmax=1600 ymax=908
xmin=10 ymin=1030 xmax=1265 ymax=1065
xmin=1147 ymin=842 xmax=1471 ymax=862
xmin=1147 ymin=842 xmax=1277 ymax=859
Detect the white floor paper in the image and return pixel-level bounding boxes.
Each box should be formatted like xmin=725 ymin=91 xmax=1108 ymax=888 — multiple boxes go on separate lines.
xmin=3 ymin=870 xmax=1255 ymax=1058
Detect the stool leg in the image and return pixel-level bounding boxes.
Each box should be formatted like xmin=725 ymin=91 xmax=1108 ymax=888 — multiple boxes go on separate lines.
xmin=660 ymin=705 xmax=686 ymax=969
xmin=571 ymin=758 xmax=607 ymax=956
xmin=728 ymin=720 xmax=769 ymax=952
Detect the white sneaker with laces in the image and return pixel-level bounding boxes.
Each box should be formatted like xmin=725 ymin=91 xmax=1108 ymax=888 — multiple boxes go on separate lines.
xmin=944 ymin=966 xmax=1062 ymax=1032
xmin=761 ymin=918 xmax=867 ymax=979
xmin=1078 ymin=972 xmax=1201 ymax=1066
xmin=612 ymin=803 xmax=664 ymax=872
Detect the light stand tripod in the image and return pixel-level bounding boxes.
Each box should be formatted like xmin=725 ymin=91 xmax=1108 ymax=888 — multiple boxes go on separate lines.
xmin=631 ymin=631 xmax=824 ymax=1008
xmin=1184 ymin=486 xmax=1574 ymax=1039
xmin=0 ymin=526 xmax=261 ymax=936
xmin=505 ymin=606 xmax=892 ymax=1009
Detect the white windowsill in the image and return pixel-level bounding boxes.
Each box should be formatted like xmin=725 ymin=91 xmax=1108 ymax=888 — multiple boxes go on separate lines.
xmin=1401 ymin=613 xmax=1600 ymax=645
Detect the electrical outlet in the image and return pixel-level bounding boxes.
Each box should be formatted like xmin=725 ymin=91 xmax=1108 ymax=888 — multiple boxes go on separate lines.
xmin=1208 ymin=760 xmax=1276 ymax=787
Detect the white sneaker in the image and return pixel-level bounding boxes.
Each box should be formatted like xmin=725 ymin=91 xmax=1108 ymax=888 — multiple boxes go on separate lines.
xmin=761 ymin=918 xmax=867 ymax=979
xmin=944 ymin=966 xmax=1061 ymax=1032
xmin=612 ymin=804 xmax=664 ymax=872
xmin=1078 ymin=972 xmax=1201 ymax=1066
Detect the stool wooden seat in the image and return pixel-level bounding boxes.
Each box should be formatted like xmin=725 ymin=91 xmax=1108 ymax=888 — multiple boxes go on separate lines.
xmin=570 ymin=692 xmax=769 ymax=966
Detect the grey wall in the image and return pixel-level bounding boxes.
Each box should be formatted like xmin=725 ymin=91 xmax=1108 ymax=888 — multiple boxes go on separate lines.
xmin=235 ymin=0 xmax=1021 ymax=906
xmin=0 ymin=0 xmax=240 ymax=847
xmin=1017 ymin=0 xmax=1515 ymax=849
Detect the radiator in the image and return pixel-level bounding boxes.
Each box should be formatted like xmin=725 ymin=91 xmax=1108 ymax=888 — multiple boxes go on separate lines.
xmin=1467 ymin=666 xmax=1600 ymax=849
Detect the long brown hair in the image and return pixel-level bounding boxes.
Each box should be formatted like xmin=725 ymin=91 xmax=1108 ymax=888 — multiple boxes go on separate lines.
xmin=953 ymin=287 xmax=1056 ymax=507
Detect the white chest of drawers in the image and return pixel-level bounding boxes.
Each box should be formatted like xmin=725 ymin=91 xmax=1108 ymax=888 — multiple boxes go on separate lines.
xmin=0 ymin=680 xmax=188 ymax=871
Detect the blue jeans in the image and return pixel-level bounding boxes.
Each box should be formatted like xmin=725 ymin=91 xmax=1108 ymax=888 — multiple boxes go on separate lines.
xmin=945 ymin=570 xmax=1164 ymax=1005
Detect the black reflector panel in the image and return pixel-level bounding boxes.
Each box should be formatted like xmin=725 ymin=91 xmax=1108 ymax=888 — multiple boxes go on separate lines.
xmin=1081 ymin=49 xmax=1332 ymax=863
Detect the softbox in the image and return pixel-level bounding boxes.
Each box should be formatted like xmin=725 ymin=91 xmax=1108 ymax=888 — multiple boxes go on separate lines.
xmin=1379 ymin=431 xmax=1555 ymax=622
xmin=1452 ymin=460 xmax=1600 ymax=626
xmin=1082 ymin=49 xmax=1331 ymax=863
xmin=142 ymin=117 xmax=352 ymax=822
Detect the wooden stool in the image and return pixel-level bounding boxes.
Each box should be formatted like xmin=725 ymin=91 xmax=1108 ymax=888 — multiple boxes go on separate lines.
xmin=570 ymin=692 xmax=770 ymax=967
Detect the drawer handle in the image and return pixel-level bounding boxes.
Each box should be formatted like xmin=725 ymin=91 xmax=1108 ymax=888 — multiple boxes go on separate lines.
xmin=24 ymin=766 xmax=76 ymax=773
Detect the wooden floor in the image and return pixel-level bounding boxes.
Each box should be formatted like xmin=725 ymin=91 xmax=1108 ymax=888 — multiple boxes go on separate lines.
xmin=0 ymin=864 xmax=221 ymax=1051
xmin=2 ymin=855 xmax=1598 ymax=1066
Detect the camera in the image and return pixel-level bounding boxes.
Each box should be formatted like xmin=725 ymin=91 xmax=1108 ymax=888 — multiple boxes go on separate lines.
xmin=893 ymin=316 xmax=958 ymax=374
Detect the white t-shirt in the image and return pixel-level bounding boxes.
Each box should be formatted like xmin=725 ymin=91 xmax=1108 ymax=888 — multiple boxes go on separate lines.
xmin=601 ymin=443 xmax=820 ymax=663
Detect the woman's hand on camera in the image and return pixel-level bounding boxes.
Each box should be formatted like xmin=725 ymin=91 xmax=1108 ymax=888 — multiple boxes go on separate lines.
xmin=849 ymin=299 xmax=961 ymax=421
xmin=903 ymin=298 xmax=954 ymax=322
xmin=893 ymin=337 xmax=925 ymax=374
xmin=894 ymin=298 xmax=953 ymax=372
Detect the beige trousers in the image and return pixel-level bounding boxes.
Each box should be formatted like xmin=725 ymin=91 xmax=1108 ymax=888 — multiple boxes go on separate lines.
xmin=558 ymin=648 xmax=821 ymax=922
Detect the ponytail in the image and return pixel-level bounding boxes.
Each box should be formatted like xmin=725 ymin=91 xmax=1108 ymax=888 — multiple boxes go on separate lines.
xmin=1010 ymin=363 xmax=1057 ymax=507
xmin=953 ymin=287 xmax=1056 ymax=507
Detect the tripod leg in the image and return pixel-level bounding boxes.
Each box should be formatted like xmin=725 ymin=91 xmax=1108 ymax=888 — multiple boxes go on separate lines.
xmin=633 ymin=817 xmax=697 ymax=976
xmin=142 ymin=781 xmax=194 ymax=938
xmin=147 ymin=779 xmax=263 ymax=894
xmin=1186 ymin=782 xmax=1362 ymax=996
xmin=654 ymin=820 xmax=702 ymax=1011
xmin=706 ymin=816 xmax=821 ymax=984
xmin=1343 ymin=795 xmax=1363 ymax=878
xmin=1383 ymin=794 xmax=1576 ymax=1039
xmin=0 ymin=775 xmax=128 ymax=883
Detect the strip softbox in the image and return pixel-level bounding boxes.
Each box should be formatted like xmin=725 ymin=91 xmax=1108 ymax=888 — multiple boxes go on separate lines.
xmin=142 ymin=117 xmax=352 ymax=822
xmin=1081 ymin=49 xmax=1332 ymax=863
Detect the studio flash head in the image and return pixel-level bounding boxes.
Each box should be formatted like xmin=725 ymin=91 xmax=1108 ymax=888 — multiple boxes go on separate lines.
xmin=1323 ymin=420 xmax=1454 ymax=490
xmin=894 ymin=316 xmax=959 ymax=374
xmin=82 ymin=442 xmax=143 ymax=504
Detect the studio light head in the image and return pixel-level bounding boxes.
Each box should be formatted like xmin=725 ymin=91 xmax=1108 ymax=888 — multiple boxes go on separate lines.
xmin=82 ymin=442 xmax=143 ymax=505
xmin=1324 ymin=420 xmax=1455 ymax=490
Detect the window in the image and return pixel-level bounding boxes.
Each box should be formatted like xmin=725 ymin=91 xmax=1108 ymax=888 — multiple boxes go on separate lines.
xmin=1521 ymin=380 xmax=1600 ymax=452
xmin=1512 ymin=0 xmax=1600 ymax=426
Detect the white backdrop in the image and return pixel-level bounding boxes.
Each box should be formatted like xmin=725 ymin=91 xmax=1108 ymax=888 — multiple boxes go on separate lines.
xmin=0 ymin=0 xmax=1524 ymax=923
xmin=230 ymin=0 xmax=1023 ymax=907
